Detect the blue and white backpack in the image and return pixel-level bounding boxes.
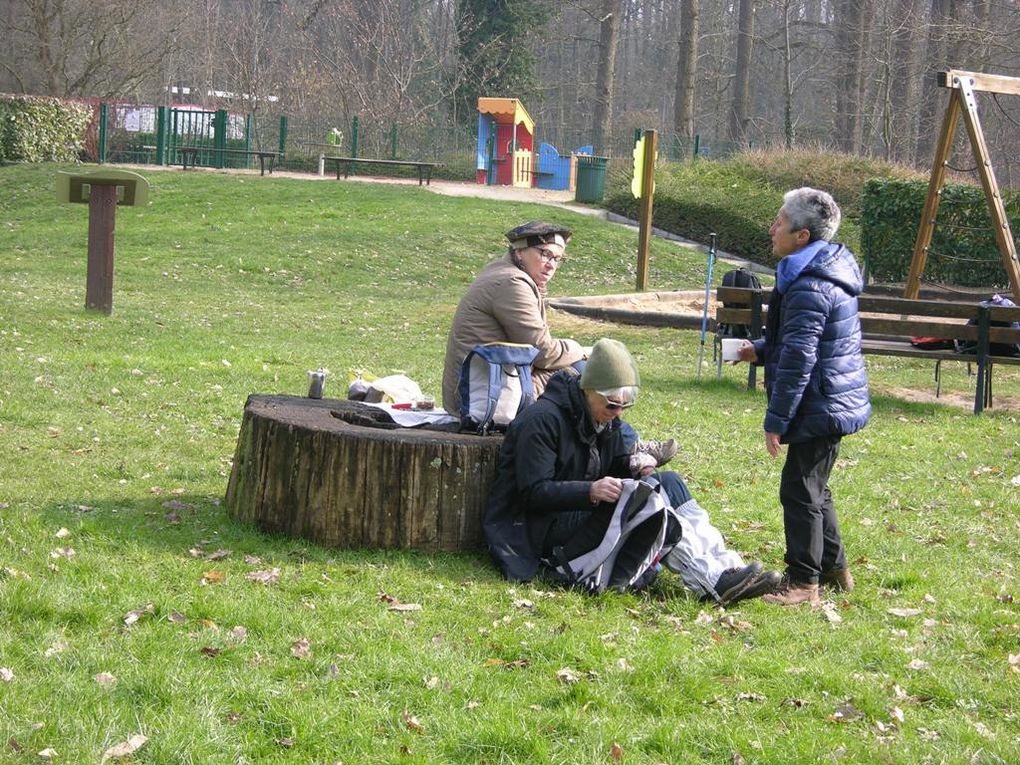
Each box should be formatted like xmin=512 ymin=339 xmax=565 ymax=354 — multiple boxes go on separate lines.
xmin=458 ymin=343 xmax=540 ymax=434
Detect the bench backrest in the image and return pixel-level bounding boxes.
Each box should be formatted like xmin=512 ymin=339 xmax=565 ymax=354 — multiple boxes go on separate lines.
xmin=715 ymin=287 xmax=1020 ymax=355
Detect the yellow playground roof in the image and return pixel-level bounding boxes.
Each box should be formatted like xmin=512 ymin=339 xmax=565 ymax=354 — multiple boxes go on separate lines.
xmin=477 ymin=97 xmax=534 ymax=134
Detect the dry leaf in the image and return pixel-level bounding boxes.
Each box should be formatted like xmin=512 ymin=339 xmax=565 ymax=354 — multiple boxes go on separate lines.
xmin=291 ymin=638 xmax=312 ymax=659
xmin=821 ymin=603 xmax=843 ymax=624
xmin=828 ymin=702 xmax=863 ymax=723
xmin=0 ymin=668 xmax=13 ymax=682
xmin=388 ymin=603 xmax=422 ymax=612
xmin=100 ymin=734 xmax=148 ymax=763
xmin=246 ymin=568 xmax=281 ymax=585
xmin=737 ymin=692 xmax=766 ymax=703
xmin=200 ymin=570 xmax=225 ymax=585
xmin=732 ymin=754 xmax=746 ymax=765
xmin=512 ymin=599 xmax=534 ymax=609
xmin=918 ymin=728 xmax=941 ymax=741
xmin=907 ymin=659 xmax=930 ymax=671
xmin=243 ymin=554 xmax=262 ymax=565
xmin=228 ymin=626 xmax=248 ymax=643
xmin=49 ymin=547 xmax=75 ymax=559
xmin=7 ymin=738 xmax=22 ymax=753
xmin=162 ymin=499 xmax=192 ymax=512
xmin=465 ymin=701 xmax=481 ymax=710
xmin=44 ymin=640 xmax=68 ymax=657
xmin=200 ymin=646 xmax=220 ymax=658
xmin=424 ymin=676 xmax=440 ymax=689
xmin=54 ymin=528 xmax=70 ymax=539
xmin=887 ymin=608 xmax=923 ymax=618
xmin=276 ymin=737 xmax=294 ymax=748
xmin=167 ymin=611 xmax=187 ymax=624
xmin=37 ymin=748 xmax=57 ymax=759
xmin=403 ymin=710 xmax=424 ymax=733
xmin=123 ymin=603 xmax=154 ymax=626
xmin=611 ymin=742 xmax=623 ymax=762
xmin=556 ymin=667 xmax=580 ymax=684
xmin=890 ymin=706 xmax=905 ymax=723
xmin=206 ymin=548 xmax=231 ymax=561
xmin=94 ymin=672 xmax=116 ymax=685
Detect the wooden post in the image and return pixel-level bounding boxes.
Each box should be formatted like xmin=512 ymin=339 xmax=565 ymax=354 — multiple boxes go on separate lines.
xmin=636 ymin=129 xmax=657 ymax=291
xmin=85 ymin=184 xmax=118 ymax=314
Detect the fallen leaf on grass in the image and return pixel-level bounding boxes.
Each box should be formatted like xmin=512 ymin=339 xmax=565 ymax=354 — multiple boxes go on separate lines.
xmin=732 ymin=754 xmax=746 ymax=765
xmin=123 ymin=603 xmax=154 ymax=626
xmin=243 ymin=554 xmax=262 ymax=565
xmin=100 ymin=734 xmax=147 ymax=763
xmin=887 ymin=608 xmax=923 ymax=618
xmin=821 ymin=602 xmax=843 ymax=624
xmin=37 ymin=748 xmax=57 ymax=759
xmin=200 ymin=646 xmax=220 ymax=658
xmin=162 ymin=499 xmax=193 ymax=512
xmin=556 ymin=667 xmax=580 ymax=684
xmin=44 ymin=640 xmax=68 ymax=657
xmin=246 ymin=568 xmax=280 ymax=585
xmin=828 ymin=702 xmax=863 ymax=723
xmin=424 ymin=676 xmax=440 ymax=689
xmin=782 ymin=697 xmax=807 ymax=708
xmin=291 ymin=638 xmax=312 ymax=659
xmin=167 ymin=611 xmax=187 ymax=624
xmin=403 ymin=710 xmax=424 ymax=733
xmin=907 ymin=659 xmax=930 ymax=671
xmin=7 ymin=738 xmax=22 ymax=753
xmin=165 ymin=511 xmax=181 ymax=524
xmin=389 ymin=602 xmax=422 ymax=612
xmin=205 ymin=548 xmax=231 ymax=561
xmin=483 ymin=658 xmax=529 ymax=669
xmin=228 ymin=626 xmax=248 ymax=643
xmin=718 ymin=614 xmax=753 ymax=632
xmin=918 ymin=728 xmax=940 ymax=741
xmin=737 ymin=692 xmax=766 ymax=702
xmin=611 ymin=742 xmax=623 ymax=762
xmin=49 ymin=547 xmax=75 ymax=559
xmin=0 ymin=668 xmax=13 ymax=682
xmin=54 ymin=528 xmax=70 ymax=539
xmin=94 ymin=672 xmax=116 ymax=685
xmin=276 ymin=737 xmax=294 ymax=748
xmin=200 ymin=570 xmax=225 ymax=585
xmin=512 ymin=599 xmax=534 ymax=609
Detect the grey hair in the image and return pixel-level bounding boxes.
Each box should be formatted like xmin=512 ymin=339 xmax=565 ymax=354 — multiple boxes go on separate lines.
xmin=782 ymin=187 xmax=841 ymax=242
xmin=597 ymin=385 xmax=639 ymax=403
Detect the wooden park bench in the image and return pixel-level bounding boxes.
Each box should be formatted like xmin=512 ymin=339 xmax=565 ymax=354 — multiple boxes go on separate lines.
xmin=174 ymin=147 xmax=281 ymax=175
xmin=323 ymin=156 xmax=440 ymax=185
xmin=715 ymin=286 xmax=1020 ymax=414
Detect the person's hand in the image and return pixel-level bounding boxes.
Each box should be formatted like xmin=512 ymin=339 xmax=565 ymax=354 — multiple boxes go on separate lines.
xmin=589 ymin=476 xmax=623 ymax=504
xmin=737 ymin=341 xmax=758 ymax=364
xmin=765 ymin=431 xmax=782 ymax=458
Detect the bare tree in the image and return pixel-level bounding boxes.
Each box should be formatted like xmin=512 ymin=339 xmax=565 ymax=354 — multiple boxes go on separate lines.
xmin=729 ymin=0 xmax=755 ymax=145
xmin=672 ymin=0 xmax=697 ymax=147
xmin=590 ymin=0 xmax=623 ymax=153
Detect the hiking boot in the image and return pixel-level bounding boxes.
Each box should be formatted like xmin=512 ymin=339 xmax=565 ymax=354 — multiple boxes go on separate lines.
xmin=820 ymin=568 xmax=855 ymax=593
xmin=634 ymin=439 xmax=678 ymax=467
xmin=763 ymin=579 xmax=820 ymax=606
xmin=707 ymin=562 xmax=764 ymax=605
xmin=728 ymin=569 xmax=782 ymax=604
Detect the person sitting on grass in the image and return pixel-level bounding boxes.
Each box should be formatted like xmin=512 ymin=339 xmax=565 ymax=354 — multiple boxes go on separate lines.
xmin=441 ymin=220 xmax=677 ymax=474
xmin=483 ymin=337 xmax=781 ymax=603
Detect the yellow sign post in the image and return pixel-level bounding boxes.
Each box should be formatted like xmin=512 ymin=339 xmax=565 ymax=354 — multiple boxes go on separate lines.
xmin=634 ymin=130 xmax=657 ymax=291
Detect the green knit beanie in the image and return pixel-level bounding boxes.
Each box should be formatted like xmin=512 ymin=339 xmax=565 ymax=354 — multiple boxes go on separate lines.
xmin=579 ymin=338 xmax=640 ymax=391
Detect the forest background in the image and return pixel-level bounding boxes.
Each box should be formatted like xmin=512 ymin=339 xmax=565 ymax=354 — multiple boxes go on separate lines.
xmin=3 ymin=0 xmax=1020 ymax=182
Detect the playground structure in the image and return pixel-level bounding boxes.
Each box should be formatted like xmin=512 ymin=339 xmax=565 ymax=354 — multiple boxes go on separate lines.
xmin=907 ymin=69 xmax=1020 ymax=299
xmin=474 ymin=97 xmax=593 ymax=192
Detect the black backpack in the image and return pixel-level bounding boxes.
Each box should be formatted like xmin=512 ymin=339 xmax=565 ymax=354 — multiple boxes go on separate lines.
xmin=718 ymin=267 xmax=763 ymax=339
xmin=954 ymin=295 xmax=1020 ymax=357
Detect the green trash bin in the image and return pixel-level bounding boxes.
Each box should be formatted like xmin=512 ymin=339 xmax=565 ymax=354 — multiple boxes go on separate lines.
xmin=575 ymin=155 xmax=609 ymax=203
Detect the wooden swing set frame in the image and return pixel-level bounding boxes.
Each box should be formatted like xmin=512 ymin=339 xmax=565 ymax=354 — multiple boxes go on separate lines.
xmin=906 ymin=69 xmax=1020 ymax=300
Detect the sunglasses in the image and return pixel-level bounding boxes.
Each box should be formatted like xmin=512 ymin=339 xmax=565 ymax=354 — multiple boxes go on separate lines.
xmin=599 ymin=392 xmax=635 ymax=412
xmin=534 ymin=246 xmax=567 ymax=265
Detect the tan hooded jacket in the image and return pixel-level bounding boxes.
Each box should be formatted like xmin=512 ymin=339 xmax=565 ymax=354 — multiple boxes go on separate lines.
xmin=442 ymin=253 xmax=585 ymax=414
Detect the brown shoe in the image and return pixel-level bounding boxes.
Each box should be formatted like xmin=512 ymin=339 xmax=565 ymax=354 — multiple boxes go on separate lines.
xmin=820 ymin=568 xmax=854 ymax=593
xmin=763 ymin=580 xmax=820 ymax=606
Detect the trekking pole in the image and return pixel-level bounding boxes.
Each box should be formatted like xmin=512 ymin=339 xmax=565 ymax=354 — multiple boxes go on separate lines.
xmin=696 ymin=233 xmax=717 ymax=379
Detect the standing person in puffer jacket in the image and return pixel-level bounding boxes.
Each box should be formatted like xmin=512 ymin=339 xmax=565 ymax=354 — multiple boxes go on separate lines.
xmin=735 ymin=187 xmax=871 ymax=606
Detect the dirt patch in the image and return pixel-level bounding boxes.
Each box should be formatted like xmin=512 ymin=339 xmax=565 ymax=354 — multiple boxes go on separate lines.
xmin=878 ymin=385 xmax=1020 ymax=413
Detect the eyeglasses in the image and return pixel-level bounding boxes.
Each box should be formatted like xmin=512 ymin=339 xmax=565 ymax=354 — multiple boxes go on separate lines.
xmin=599 ymin=393 xmax=635 ymax=412
xmin=534 ymin=246 xmax=567 ymax=265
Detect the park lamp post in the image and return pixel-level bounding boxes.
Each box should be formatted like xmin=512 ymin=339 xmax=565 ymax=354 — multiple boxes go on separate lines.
xmin=56 ymin=169 xmax=150 ymax=315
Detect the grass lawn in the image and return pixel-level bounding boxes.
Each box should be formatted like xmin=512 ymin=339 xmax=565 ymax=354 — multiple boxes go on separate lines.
xmin=1 ymin=163 xmax=1018 ymax=764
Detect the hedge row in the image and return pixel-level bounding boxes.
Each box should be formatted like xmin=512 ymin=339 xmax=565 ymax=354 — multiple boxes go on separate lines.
xmin=0 ymin=95 xmax=92 ymax=163
xmin=860 ymin=178 xmax=1019 ymax=289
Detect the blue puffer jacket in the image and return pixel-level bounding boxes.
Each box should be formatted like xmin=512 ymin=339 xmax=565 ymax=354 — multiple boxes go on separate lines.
xmin=753 ymin=242 xmax=871 ymax=443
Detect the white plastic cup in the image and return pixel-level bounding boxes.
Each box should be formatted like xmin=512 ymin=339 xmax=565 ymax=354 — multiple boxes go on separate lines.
xmin=721 ymin=338 xmax=744 ymax=362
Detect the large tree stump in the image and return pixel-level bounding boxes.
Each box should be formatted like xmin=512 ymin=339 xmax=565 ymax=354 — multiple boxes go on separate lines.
xmin=225 ymin=395 xmax=503 ymax=551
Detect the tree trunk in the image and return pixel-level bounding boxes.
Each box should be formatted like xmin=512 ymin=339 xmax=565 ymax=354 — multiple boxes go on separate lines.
xmin=591 ymin=0 xmax=623 ymax=154
xmin=728 ymin=0 xmax=754 ymax=145
xmin=225 ymin=395 xmax=503 ymax=552
xmin=673 ymin=0 xmax=698 ymax=149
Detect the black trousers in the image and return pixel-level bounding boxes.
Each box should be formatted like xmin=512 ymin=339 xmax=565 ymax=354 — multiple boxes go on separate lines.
xmin=779 ymin=435 xmax=847 ymax=584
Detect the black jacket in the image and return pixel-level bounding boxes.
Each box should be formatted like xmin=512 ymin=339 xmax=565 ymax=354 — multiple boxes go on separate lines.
xmin=482 ymin=372 xmax=631 ymax=581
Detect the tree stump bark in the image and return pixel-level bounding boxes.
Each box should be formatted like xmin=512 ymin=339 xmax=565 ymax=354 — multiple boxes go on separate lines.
xmin=225 ymin=395 xmax=503 ymax=551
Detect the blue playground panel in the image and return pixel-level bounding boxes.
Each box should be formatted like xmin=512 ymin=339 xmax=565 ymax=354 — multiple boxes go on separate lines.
xmin=536 ymin=143 xmax=593 ymax=191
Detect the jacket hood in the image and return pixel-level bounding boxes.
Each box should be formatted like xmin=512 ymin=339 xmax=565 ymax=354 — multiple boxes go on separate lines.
xmin=778 ymin=242 xmax=863 ymax=296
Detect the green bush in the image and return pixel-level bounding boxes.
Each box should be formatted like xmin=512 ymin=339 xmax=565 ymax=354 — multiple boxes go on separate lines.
xmin=0 ymin=95 xmax=92 ymax=163
xmin=861 ymin=178 xmax=1019 ymax=289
